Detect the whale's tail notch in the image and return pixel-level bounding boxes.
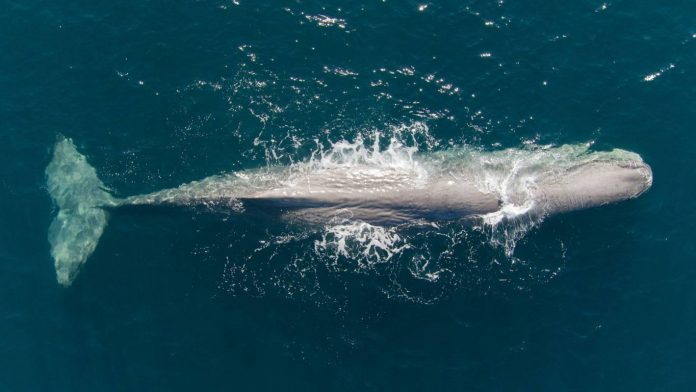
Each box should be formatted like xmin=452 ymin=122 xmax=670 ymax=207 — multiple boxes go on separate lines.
xmin=46 ymin=137 xmax=115 ymax=286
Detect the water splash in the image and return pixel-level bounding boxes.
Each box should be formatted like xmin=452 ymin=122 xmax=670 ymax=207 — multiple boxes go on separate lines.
xmin=213 ymin=131 xmax=641 ymax=304
xmin=315 ymin=218 xmax=410 ymax=266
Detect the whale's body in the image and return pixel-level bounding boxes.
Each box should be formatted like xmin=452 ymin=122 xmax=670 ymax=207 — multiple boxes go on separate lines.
xmin=125 ymin=167 xmax=502 ymax=224
xmin=46 ymin=138 xmax=652 ymax=286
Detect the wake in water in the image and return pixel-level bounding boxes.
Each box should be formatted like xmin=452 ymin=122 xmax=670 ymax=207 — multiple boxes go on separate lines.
xmin=46 ymin=124 xmax=652 ymax=303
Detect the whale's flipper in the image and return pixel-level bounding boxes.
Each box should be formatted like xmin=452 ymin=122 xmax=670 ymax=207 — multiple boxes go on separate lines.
xmin=46 ymin=137 xmax=115 ymax=286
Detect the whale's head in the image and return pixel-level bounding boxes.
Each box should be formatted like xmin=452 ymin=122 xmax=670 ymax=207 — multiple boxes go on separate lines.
xmin=616 ymin=158 xmax=653 ymax=195
xmin=537 ymin=152 xmax=652 ymax=214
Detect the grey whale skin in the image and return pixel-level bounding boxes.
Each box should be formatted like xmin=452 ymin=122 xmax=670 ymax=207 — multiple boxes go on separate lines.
xmin=46 ymin=138 xmax=652 ymax=286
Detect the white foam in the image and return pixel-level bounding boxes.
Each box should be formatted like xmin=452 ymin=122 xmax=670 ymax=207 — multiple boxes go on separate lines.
xmin=304 ymin=14 xmax=347 ymax=29
xmin=315 ymin=219 xmax=409 ymax=265
xmin=643 ymin=64 xmax=675 ymax=82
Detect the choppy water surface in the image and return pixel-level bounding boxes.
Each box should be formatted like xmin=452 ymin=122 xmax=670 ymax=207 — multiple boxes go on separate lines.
xmin=2 ymin=0 xmax=696 ymax=390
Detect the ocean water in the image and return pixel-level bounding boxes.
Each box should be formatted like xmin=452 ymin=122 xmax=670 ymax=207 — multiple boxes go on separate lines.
xmin=2 ymin=0 xmax=696 ymax=390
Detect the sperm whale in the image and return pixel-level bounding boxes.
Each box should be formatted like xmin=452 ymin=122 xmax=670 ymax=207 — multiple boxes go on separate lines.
xmin=46 ymin=137 xmax=652 ymax=286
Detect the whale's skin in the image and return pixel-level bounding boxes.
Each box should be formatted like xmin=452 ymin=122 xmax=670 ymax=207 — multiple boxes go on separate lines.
xmin=46 ymin=139 xmax=653 ymax=286
xmin=533 ymin=159 xmax=652 ymax=215
xmin=122 ymin=154 xmax=652 ymax=225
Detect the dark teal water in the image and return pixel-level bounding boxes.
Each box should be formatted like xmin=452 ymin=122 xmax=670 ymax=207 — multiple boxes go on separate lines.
xmin=2 ymin=0 xmax=696 ymax=390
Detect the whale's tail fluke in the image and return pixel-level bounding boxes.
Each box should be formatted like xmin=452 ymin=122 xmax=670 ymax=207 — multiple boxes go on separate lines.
xmin=46 ymin=137 xmax=115 ymax=286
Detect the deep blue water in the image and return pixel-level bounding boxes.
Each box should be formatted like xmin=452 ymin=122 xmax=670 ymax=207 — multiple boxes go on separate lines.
xmin=2 ymin=0 xmax=696 ymax=390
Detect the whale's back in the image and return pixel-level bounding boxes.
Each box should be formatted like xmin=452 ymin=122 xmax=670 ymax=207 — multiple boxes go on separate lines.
xmin=243 ymin=168 xmax=500 ymax=224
